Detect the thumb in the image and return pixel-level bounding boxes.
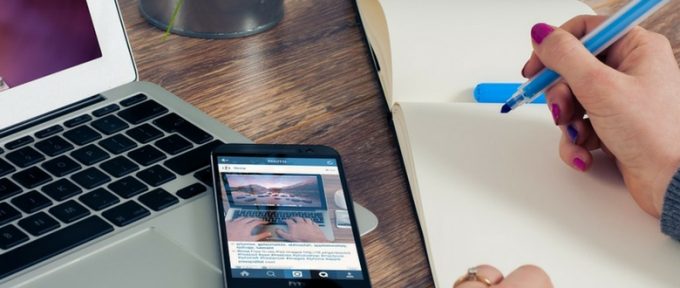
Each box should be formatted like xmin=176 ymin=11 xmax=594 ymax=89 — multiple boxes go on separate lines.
xmin=253 ymin=231 xmax=272 ymax=241
xmin=530 ymin=23 xmax=619 ymax=102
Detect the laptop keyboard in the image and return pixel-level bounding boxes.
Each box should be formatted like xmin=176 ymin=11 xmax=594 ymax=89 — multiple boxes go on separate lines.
xmin=0 ymin=94 xmax=222 ymax=280
xmin=232 ymin=210 xmax=325 ymax=225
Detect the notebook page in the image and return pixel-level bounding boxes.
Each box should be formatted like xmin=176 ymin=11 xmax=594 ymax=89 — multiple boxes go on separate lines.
xmin=394 ymin=102 xmax=680 ymax=287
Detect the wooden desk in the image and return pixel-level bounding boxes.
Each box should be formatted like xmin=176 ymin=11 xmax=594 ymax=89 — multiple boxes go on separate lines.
xmin=118 ymin=1 xmax=680 ymax=287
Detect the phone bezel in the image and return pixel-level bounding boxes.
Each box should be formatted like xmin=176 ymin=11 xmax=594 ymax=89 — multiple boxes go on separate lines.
xmin=210 ymin=144 xmax=372 ymax=288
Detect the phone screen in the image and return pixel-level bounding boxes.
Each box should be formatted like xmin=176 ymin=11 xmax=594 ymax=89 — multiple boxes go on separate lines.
xmin=215 ymin=155 xmax=367 ymax=282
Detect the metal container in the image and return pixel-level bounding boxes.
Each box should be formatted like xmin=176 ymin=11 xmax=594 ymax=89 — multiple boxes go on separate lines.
xmin=139 ymin=0 xmax=284 ymax=39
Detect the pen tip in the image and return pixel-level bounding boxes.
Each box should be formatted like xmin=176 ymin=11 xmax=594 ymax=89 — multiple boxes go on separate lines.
xmin=500 ymin=104 xmax=511 ymax=114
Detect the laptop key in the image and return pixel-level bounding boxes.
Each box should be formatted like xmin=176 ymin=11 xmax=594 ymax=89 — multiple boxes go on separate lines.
xmin=108 ymin=176 xmax=148 ymax=198
xmin=91 ymin=115 xmax=129 ymax=135
xmin=42 ymin=179 xmax=82 ymax=201
xmin=136 ymin=165 xmax=176 ymax=187
xmin=0 ymin=159 xmax=15 ymax=178
xmin=100 ymin=156 xmax=139 ymax=178
xmin=35 ymin=125 xmax=64 ymax=139
xmin=71 ymin=167 xmax=111 ymax=190
xmin=193 ymin=167 xmax=212 ymax=186
xmin=176 ymin=183 xmax=207 ymax=199
xmin=138 ymin=188 xmax=179 ymax=211
xmin=79 ymin=188 xmax=119 ymax=211
xmin=0 ymin=178 xmax=22 ymax=200
xmin=6 ymin=147 xmax=45 ymax=168
xmin=48 ymin=200 xmax=90 ymax=224
xmin=0 ymin=225 xmax=29 ymax=250
xmin=63 ymin=126 xmax=102 ymax=146
xmin=99 ymin=134 xmax=137 ymax=155
xmin=11 ymin=191 xmax=52 ymax=214
xmin=34 ymin=136 xmax=74 ymax=157
xmin=92 ymin=104 xmax=120 ymax=117
xmin=64 ymin=114 xmax=93 ymax=128
xmin=120 ymin=94 xmax=147 ymax=107
xmin=164 ymin=140 xmax=223 ymax=175
xmin=5 ymin=136 xmax=34 ymax=150
xmin=153 ymin=113 xmax=213 ymax=144
xmin=42 ymin=156 xmax=82 ymax=177
xmin=102 ymin=201 xmax=150 ymax=227
xmin=0 ymin=203 xmax=21 ymax=226
xmin=0 ymin=216 xmax=113 ymax=279
xmin=18 ymin=212 xmax=60 ymax=236
xmin=117 ymin=100 xmax=168 ymax=125
xmin=128 ymin=145 xmax=166 ymax=166
xmin=12 ymin=167 xmax=52 ymax=189
xmin=155 ymin=134 xmax=192 ymax=155
xmin=126 ymin=123 xmax=163 ymax=144
xmin=71 ymin=144 xmax=110 ymax=166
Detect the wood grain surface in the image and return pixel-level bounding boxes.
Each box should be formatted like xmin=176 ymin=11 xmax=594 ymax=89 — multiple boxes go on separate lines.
xmin=118 ymin=1 xmax=680 ymax=287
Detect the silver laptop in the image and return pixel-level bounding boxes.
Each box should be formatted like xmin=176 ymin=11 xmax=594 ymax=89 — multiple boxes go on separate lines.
xmin=0 ymin=1 xmax=377 ymax=287
xmin=222 ymin=173 xmax=335 ymax=241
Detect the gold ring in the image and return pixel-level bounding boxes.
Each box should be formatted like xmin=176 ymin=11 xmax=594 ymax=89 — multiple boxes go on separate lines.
xmin=453 ymin=267 xmax=492 ymax=287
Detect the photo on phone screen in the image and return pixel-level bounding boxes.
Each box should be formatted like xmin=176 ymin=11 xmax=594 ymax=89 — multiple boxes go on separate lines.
xmin=212 ymin=147 xmax=371 ymax=287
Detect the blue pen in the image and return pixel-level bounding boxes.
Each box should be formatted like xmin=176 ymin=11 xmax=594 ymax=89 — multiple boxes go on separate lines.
xmin=474 ymin=83 xmax=546 ymax=104
xmin=501 ymin=0 xmax=669 ymax=113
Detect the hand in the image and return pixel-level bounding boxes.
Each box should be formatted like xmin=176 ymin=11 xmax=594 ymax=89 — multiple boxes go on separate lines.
xmin=454 ymin=265 xmax=552 ymax=288
xmin=226 ymin=217 xmax=271 ymax=241
xmin=523 ymin=16 xmax=680 ymax=217
xmin=276 ymin=217 xmax=329 ymax=242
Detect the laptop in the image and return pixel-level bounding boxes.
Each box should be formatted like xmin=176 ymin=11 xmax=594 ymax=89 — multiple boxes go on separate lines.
xmin=0 ymin=1 xmax=378 ymax=287
xmin=222 ymin=173 xmax=335 ymax=241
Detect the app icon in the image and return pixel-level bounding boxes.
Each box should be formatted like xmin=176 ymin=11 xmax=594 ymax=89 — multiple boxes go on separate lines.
xmin=292 ymin=271 xmax=303 ymax=278
xmin=318 ymin=271 xmax=329 ymax=278
xmin=266 ymin=271 xmax=276 ymax=277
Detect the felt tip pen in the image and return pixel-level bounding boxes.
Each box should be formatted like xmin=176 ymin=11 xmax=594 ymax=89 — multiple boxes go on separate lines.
xmin=501 ymin=0 xmax=669 ymax=114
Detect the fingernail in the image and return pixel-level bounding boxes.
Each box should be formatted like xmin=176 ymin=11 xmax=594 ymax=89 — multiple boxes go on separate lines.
xmin=573 ymin=157 xmax=587 ymax=171
xmin=567 ymin=124 xmax=578 ymax=144
xmin=550 ymin=103 xmax=560 ymax=124
xmin=531 ymin=23 xmax=554 ymax=44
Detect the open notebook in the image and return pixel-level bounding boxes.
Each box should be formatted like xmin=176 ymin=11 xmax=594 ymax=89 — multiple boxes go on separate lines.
xmin=356 ymin=0 xmax=680 ymax=287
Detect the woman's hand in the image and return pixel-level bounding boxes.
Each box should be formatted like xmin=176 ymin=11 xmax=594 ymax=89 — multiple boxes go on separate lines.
xmin=454 ymin=265 xmax=552 ymax=288
xmin=523 ymin=16 xmax=680 ymax=218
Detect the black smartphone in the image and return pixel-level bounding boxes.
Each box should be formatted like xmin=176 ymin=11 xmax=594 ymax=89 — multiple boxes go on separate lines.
xmin=211 ymin=144 xmax=372 ymax=288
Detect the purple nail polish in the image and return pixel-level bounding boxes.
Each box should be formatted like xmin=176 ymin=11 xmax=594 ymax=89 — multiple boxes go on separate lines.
xmin=531 ymin=23 xmax=554 ymax=44
xmin=573 ymin=157 xmax=587 ymax=171
xmin=567 ymin=124 xmax=578 ymax=144
xmin=551 ymin=104 xmax=560 ymax=123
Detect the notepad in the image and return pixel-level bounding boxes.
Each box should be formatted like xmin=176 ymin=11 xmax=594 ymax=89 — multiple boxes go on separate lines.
xmin=356 ymin=0 xmax=680 ymax=287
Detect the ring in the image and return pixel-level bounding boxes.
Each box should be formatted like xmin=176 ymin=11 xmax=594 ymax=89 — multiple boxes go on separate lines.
xmin=453 ymin=267 xmax=492 ymax=287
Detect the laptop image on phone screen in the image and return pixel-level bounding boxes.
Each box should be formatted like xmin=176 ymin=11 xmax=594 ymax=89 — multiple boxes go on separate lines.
xmin=0 ymin=1 xmax=377 ymax=287
xmin=223 ymin=173 xmax=335 ymax=241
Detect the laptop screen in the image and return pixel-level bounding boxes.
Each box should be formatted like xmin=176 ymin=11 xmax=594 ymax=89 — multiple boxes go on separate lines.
xmin=0 ymin=0 xmax=102 ymax=92
xmin=223 ymin=173 xmax=327 ymax=209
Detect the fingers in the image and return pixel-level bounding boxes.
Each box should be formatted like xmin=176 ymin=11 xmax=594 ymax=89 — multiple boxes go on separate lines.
xmin=560 ymin=127 xmax=593 ymax=172
xmin=530 ymin=23 xmax=612 ymax=87
xmin=454 ymin=265 xmax=503 ymax=288
xmin=523 ymin=15 xmax=607 ymax=78
xmin=545 ymin=82 xmax=582 ymax=125
xmin=494 ymin=265 xmax=553 ymax=288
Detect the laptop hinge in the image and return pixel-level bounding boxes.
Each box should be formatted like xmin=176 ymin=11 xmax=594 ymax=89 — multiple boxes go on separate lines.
xmin=0 ymin=94 xmax=105 ymax=139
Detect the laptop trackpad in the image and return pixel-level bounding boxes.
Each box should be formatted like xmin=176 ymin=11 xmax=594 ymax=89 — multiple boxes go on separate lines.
xmin=26 ymin=229 xmax=222 ymax=288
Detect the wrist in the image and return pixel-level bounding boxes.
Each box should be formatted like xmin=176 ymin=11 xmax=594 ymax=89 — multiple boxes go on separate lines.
xmin=650 ymin=159 xmax=680 ymax=217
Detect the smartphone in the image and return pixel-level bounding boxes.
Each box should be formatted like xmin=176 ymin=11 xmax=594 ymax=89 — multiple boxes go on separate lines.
xmin=211 ymin=144 xmax=372 ymax=288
